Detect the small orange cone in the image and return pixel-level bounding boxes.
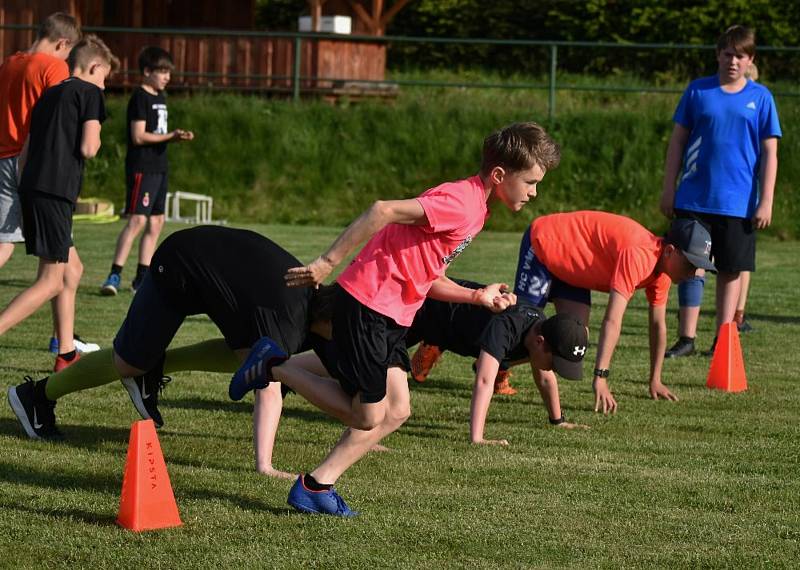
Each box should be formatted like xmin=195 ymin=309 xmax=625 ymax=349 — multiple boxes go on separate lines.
xmin=116 ymin=419 xmax=182 ymax=531
xmin=706 ymin=322 xmax=748 ymax=393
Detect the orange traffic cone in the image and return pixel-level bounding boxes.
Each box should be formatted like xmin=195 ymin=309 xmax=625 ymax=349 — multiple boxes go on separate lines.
xmin=706 ymin=322 xmax=748 ymax=393
xmin=116 ymin=419 xmax=182 ymax=531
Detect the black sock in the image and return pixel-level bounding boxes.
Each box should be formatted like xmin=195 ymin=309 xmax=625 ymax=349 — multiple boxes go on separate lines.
xmin=135 ymin=264 xmax=149 ymax=280
xmin=111 ymin=264 xmax=123 ymax=275
xmin=680 ymin=336 xmax=695 ymax=342
xmin=303 ymin=473 xmax=332 ymax=491
xmin=58 ymin=349 xmax=77 ymax=362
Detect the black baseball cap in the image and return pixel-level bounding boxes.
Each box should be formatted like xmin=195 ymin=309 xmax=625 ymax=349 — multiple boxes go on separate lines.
xmin=540 ymin=313 xmax=588 ymax=381
xmin=666 ymin=218 xmax=717 ymax=272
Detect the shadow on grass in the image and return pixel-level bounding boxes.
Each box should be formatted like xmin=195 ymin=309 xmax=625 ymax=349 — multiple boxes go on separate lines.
xmin=1 ymin=501 xmax=118 ymax=527
xmin=0 ymin=448 xmax=287 ymax=517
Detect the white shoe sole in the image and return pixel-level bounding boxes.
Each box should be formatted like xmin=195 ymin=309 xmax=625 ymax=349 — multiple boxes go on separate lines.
xmin=121 ymin=377 xmax=150 ymax=421
xmin=7 ymin=386 xmax=40 ymax=440
xmin=100 ymin=285 xmax=118 ymax=296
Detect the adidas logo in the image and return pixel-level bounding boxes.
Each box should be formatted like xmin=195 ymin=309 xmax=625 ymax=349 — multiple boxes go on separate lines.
xmin=746 ymin=101 xmax=756 ymax=110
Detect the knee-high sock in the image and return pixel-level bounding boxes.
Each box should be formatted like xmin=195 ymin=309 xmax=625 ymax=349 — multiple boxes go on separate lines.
xmin=45 ymin=348 xmax=118 ymax=400
xmin=44 ymin=339 xmax=241 ymax=401
xmin=163 ymin=338 xmax=240 ymax=374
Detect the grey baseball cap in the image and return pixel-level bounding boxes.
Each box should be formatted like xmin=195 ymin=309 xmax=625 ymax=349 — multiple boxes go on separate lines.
xmin=666 ymin=218 xmax=717 ymax=272
xmin=540 ymin=313 xmax=588 ymax=381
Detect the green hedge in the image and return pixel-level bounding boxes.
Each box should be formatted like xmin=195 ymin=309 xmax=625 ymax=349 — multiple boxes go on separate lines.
xmin=83 ymin=87 xmax=799 ymax=238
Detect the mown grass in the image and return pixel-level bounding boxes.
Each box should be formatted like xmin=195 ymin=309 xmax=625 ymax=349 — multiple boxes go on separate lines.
xmin=0 ymin=220 xmax=798 ymax=568
xmin=84 ymin=70 xmax=800 ymax=237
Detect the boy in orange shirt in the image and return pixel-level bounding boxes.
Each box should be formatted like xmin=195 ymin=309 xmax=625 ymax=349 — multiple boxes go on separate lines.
xmin=513 ymin=211 xmax=715 ymax=414
xmin=0 ymin=13 xmax=98 ymax=368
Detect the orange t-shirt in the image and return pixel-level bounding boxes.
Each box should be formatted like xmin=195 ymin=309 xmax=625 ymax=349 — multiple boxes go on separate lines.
xmin=529 ymin=210 xmax=672 ymax=306
xmin=0 ymin=52 xmax=69 ymax=158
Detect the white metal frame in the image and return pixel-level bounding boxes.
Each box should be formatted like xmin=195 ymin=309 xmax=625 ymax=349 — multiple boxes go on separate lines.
xmin=165 ymin=191 xmax=213 ymax=224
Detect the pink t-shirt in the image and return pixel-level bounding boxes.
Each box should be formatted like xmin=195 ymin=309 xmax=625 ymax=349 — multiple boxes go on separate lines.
xmin=337 ymin=175 xmax=489 ymax=326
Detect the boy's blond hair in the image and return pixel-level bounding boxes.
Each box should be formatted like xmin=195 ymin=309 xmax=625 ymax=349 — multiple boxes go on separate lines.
xmin=67 ymin=34 xmax=120 ymax=74
xmin=716 ymin=25 xmax=756 ymax=58
xmin=480 ymin=122 xmax=561 ymax=176
xmin=37 ymin=12 xmax=81 ymax=45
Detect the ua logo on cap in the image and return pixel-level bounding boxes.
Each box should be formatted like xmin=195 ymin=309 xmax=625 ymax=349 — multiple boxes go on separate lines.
xmin=704 ymin=240 xmax=712 ymax=255
xmin=573 ymin=345 xmax=586 ymax=357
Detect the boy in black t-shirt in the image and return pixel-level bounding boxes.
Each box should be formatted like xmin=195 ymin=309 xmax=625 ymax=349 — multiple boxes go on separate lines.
xmin=101 ymin=46 xmax=193 ymax=296
xmin=8 ymin=225 xmax=335 ymax=442
xmin=0 ymin=35 xmax=118 ymax=370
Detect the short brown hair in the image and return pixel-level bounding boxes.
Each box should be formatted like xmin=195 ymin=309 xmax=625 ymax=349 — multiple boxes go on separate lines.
xmin=68 ymin=34 xmax=120 ymax=74
xmin=716 ymin=25 xmax=756 ymax=58
xmin=480 ymin=122 xmax=561 ymax=176
xmin=37 ymin=12 xmax=81 ymax=44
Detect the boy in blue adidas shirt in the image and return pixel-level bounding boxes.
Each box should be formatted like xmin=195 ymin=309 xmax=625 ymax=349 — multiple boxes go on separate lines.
xmin=659 ymin=25 xmax=780 ymax=357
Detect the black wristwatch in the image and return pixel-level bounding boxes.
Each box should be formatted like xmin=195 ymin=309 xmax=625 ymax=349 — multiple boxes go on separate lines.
xmin=593 ymin=368 xmax=610 ymax=378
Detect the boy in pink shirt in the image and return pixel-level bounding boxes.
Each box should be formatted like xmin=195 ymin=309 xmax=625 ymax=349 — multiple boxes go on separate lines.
xmin=229 ymin=122 xmax=561 ymax=516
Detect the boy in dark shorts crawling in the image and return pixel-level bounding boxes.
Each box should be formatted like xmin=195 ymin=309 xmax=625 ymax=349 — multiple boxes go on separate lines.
xmin=7 ymin=226 xmax=335 ymax=442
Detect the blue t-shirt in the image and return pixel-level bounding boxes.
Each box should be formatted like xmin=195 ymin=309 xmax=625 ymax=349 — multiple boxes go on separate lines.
xmin=673 ymin=75 xmax=781 ymax=218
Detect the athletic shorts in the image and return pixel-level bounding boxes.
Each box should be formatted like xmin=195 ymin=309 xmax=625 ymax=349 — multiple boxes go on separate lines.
xmin=674 ymin=209 xmax=755 ymax=273
xmin=513 ymin=227 xmax=591 ymax=308
xmin=125 ymin=170 xmax=168 ymax=216
xmin=326 ymin=287 xmax=410 ymax=404
xmin=0 ymin=156 xmax=24 ymax=243
xmin=19 ymin=191 xmax=73 ymax=262
xmin=114 ymin=272 xmax=186 ymax=371
xmin=114 ymin=271 xmax=285 ymax=372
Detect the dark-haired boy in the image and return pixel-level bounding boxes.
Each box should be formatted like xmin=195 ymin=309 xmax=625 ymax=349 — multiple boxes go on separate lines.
xmin=0 ymin=35 xmax=117 ymax=369
xmin=101 ymin=46 xmax=193 ymax=295
xmin=231 ymin=122 xmax=562 ymax=516
xmin=660 ymin=25 xmax=781 ymax=357
xmin=513 ymin=211 xmax=716 ymax=415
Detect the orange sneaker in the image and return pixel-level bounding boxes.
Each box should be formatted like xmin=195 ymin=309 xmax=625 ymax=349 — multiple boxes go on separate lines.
xmin=410 ymin=342 xmax=443 ymax=383
xmin=493 ymin=369 xmax=517 ymax=396
xmin=54 ymin=351 xmax=81 ymax=373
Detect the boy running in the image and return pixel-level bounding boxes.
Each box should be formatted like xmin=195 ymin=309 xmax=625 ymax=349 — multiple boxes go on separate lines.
xmin=0 ymin=13 xmax=98 ymax=365
xmin=514 ymin=211 xmax=716 ymax=415
xmin=101 ymin=46 xmax=193 ymax=295
xmin=660 ymin=25 xmax=780 ymax=357
xmin=230 ymin=122 xmax=561 ymax=516
xmin=7 ymin=225 xmax=336 ymax=441
xmin=0 ymin=35 xmax=117 ymax=370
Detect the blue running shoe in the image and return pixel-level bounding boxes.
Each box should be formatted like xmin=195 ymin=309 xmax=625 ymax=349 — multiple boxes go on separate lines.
xmin=100 ymin=273 xmax=121 ymax=296
xmin=228 ymin=336 xmax=287 ymax=401
xmin=288 ymin=474 xmax=358 ymax=517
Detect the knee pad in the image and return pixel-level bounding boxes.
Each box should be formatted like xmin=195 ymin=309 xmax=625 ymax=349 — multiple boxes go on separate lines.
xmin=678 ymin=276 xmax=705 ymax=307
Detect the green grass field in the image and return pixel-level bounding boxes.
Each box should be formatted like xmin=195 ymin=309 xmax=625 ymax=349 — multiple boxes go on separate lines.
xmin=0 ymin=220 xmax=798 ymax=568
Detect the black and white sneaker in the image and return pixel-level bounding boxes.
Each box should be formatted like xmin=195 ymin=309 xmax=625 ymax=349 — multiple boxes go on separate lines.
xmin=121 ymin=364 xmax=171 ymax=428
xmin=7 ymin=377 xmax=62 ymax=440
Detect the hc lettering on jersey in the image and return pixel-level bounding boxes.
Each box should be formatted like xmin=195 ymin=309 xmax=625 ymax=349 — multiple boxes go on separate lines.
xmin=442 ymin=235 xmax=473 ymax=265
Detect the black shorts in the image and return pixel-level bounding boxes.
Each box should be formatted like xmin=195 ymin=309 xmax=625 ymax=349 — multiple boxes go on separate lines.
xmin=20 ymin=191 xmax=73 ymax=262
xmin=114 ymin=271 xmax=284 ymax=372
xmin=675 ymin=209 xmax=755 ymax=272
xmin=125 ymin=170 xmax=168 ymax=216
xmin=113 ymin=272 xmax=187 ymax=371
xmin=327 ymin=287 xmax=410 ymax=404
